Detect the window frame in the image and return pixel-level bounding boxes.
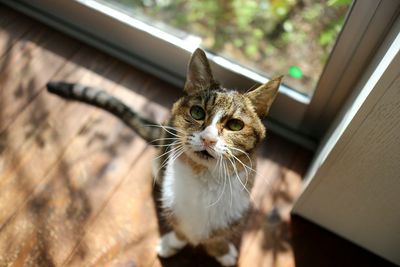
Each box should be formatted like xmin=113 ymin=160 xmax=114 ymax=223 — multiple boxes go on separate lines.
xmin=300 ymin=0 xmax=400 ymax=138
xmin=3 ymin=0 xmax=399 ymax=148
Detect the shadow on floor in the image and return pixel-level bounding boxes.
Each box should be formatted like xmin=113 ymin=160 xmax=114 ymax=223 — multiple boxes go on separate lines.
xmin=291 ymin=214 xmax=397 ymax=267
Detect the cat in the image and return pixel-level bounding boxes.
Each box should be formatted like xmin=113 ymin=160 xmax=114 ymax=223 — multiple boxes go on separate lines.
xmin=47 ymin=48 xmax=282 ymax=266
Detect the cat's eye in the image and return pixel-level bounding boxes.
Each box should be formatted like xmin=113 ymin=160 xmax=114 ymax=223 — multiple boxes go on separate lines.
xmin=190 ymin=105 xmax=205 ymax=120
xmin=226 ymin=119 xmax=244 ymax=131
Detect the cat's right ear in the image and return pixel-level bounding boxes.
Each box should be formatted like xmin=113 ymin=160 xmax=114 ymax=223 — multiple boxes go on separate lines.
xmin=184 ymin=48 xmax=215 ymax=94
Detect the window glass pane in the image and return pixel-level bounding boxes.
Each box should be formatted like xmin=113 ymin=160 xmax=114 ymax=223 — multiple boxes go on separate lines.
xmin=96 ymin=0 xmax=352 ymax=96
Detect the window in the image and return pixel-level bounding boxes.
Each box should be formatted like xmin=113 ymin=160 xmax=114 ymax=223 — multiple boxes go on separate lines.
xmin=96 ymin=0 xmax=351 ymax=97
xmin=7 ymin=0 xmax=399 ymax=147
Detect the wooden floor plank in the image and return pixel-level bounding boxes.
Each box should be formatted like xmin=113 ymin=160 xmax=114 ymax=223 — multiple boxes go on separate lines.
xmin=0 ymin=45 xmax=115 ymax=190
xmin=239 ymin=136 xmax=300 ymax=267
xmin=0 ymin=49 xmax=124 ymax=227
xmin=0 ymin=24 xmax=81 ymax=133
xmin=63 ymin=147 xmax=157 ymax=267
xmin=0 ymin=111 xmax=147 ymax=266
xmin=264 ymin=149 xmax=311 ymax=267
xmin=291 ymin=215 xmax=398 ymax=267
xmin=0 ymin=48 xmax=122 ymax=176
xmin=0 ymin=59 xmax=129 ymax=266
xmin=0 ymin=6 xmax=37 ymax=60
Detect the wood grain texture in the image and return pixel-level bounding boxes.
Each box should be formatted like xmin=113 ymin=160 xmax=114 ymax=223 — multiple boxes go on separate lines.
xmin=0 ymin=6 xmax=313 ymax=267
xmin=0 ymin=7 xmax=37 ymax=60
xmin=293 ymin=20 xmax=400 ymax=266
xmin=294 ymin=66 xmax=400 ymax=264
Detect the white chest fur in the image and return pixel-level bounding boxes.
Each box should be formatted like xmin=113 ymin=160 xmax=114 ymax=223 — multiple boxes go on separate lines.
xmin=161 ymin=156 xmax=250 ymax=245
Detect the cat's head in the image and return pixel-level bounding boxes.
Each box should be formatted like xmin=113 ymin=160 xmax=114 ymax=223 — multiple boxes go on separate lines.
xmin=171 ymin=48 xmax=282 ymax=167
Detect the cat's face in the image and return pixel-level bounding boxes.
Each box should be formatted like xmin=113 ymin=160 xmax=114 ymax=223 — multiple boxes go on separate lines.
xmin=172 ymin=89 xmax=264 ymax=164
xmin=170 ymin=49 xmax=282 ymax=166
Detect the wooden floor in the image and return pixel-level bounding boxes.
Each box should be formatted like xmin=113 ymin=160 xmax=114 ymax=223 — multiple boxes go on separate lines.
xmin=0 ymin=6 xmax=315 ymax=267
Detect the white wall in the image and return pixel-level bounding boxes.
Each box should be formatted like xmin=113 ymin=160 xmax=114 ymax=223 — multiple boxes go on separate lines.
xmin=293 ymin=18 xmax=400 ymax=265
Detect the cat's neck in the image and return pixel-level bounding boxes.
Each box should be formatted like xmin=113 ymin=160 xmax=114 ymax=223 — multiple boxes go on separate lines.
xmin=179 ymin=153 xmax=210 ymax=175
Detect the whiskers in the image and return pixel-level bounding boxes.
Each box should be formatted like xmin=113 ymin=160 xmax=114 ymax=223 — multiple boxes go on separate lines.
xmin=208 ymin=145 xmax=256 ymax=208
xmin=146 ymin=124 xmax=187 ymax=185
xmin=207 ymin=154 xmax=228 ymax=208
xmin=146 ymin=124 xmax=256 ymax=208
xmin=145 ymin=124 xmax=186 ymax=140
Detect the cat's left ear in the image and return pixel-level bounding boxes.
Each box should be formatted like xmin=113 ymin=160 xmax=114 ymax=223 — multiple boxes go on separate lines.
xmin=245 ymin=76 xmax=283 ymax=118
xmin=184 ymin=48 xmax=216 ymax=94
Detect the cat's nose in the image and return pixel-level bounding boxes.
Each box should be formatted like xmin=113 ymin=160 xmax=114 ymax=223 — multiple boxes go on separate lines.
xmin=201 ymin=133 xmax=217 ymax=147
xmin=200 ymin=125 xmax=218 ymax=147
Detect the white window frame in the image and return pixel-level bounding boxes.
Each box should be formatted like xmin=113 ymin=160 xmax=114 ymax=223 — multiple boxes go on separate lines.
xmin=3 ymin=0 xmax=399 ymax=149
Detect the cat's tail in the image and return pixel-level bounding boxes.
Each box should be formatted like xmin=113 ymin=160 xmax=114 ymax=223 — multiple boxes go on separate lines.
xmin=47 ymin=81 xmax=162 ymax=145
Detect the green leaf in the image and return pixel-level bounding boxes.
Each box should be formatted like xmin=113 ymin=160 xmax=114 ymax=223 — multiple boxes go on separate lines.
xmin=319 ymin=31 xmax=334 ymax=46
xmin=304 ymin=4 xmax=323 ymax=21
xmin=253 ymin=28 xmax=264 ymax=39
xmin=245 ymin=44 xmax=258 ymax=57
xmin=233 ymin=38 xmax=244 ymax=48
xmin=275 ymin=6 xmax=288 ymax=17
xmin=283 ymin=21 xmax=293 ymax=32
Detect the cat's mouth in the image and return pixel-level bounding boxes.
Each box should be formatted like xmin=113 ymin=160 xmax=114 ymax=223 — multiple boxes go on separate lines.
xmin=194 ymin=150 xmax=214 ymax=160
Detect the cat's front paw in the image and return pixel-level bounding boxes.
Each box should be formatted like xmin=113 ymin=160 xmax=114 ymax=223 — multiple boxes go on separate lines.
xmin=216 ymin=243 xmax=238 ymax=266
xmin=156 ymin=231 xmax=187 ymax=258
xmin=156 ymin=241 xmax=178 ymax=258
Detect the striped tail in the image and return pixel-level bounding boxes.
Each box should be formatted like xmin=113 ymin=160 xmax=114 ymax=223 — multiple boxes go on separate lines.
xmin=46 ymin=81 xmax=161 ymax=145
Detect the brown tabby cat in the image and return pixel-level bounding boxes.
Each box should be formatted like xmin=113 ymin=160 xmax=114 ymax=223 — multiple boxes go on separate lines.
xmin=47 ymin=48 xmax=282 ymax=266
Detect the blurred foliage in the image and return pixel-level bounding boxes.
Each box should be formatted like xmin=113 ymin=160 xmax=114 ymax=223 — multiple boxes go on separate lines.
xmin=100 ymin=0 xmax=352 ymax=95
